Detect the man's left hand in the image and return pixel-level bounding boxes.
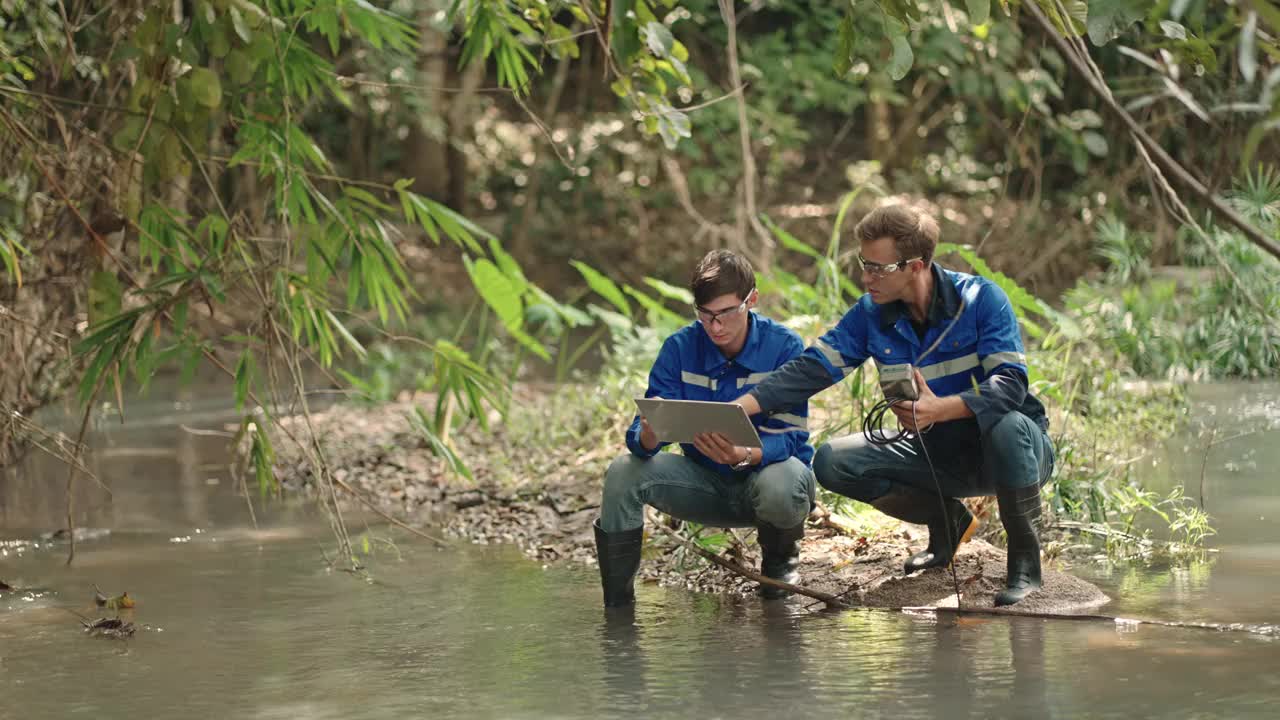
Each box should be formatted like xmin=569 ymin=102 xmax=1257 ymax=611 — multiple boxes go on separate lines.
xmin=892 ymin=368 xmax=943 ymax=432
xmin=693 ymin=432 xmax=749 ymax=466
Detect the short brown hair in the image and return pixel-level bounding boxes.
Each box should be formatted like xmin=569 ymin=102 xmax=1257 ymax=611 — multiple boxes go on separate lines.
xmin=854 ymin=204 xmax=940 ymax=263
xmin=690 ymin=249 xmax=756 ymax=307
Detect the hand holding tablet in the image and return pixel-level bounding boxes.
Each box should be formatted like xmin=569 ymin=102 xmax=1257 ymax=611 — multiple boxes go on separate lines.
xmin=633 ymin=398 xmax=762 ymax=448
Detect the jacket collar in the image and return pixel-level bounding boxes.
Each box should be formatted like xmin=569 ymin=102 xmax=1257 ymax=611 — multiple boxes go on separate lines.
xmin=699 ymin=311 xmax=770 ymax=372
xmin=878 ymin=263 xmax=961 ymax=330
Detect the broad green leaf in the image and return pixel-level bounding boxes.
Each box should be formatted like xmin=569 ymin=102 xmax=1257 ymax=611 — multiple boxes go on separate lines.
xmin=1082 ymin=130 xmax=1108 ymax=157
xmin=641 ymin=276 xmax=694 ymax=304
xmin=1159 ymin=21 xmax=1187 ymax=41
xmin=965 ymin=0 xmax=990 ymax=26
xmin=88 ymin=270 xmax=123 ymax=327
xmin=641 ymin=21 xmax=674 ymax=58
xmin=610 ymin=0 xmax=642 ymax=65
xmin=487 ymin=237 xmax=528 ymax=295
xmin=465 ymin=257 xmax=523 ymax=329
xmin=624 ymin=286 xmax=686 ymax=328
xmin=887 ymin=36 xmax=914 ymax=81
xmin=226 ymin=49 xmax=255 ymax=86
xmin=1086 ymin=0 xmax=1144 ymax=46
xmin=188 ymin=67 xmax=222 ymax=108
xmin=761 ymin=214 xmax=823 ymax=260
xmin=529 ymin=286 xmax=592 ymax=327
xmin=229 ymin=6 xmax=253 ymax=43
xmin=570 ymin=260 xmax=631 ymax=316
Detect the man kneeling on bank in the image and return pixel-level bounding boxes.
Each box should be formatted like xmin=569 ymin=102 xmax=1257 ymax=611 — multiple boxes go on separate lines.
xmin=736 ymin=204 xmax=1054 ymax=606
xmin=593 ymin=250 xmax=816 ymax=607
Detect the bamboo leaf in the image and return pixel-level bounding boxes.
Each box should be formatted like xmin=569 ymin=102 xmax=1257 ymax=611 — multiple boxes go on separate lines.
xmin=324 ymin=309 xmax=368 ymax=358
xmin=409 ymin=407 xmax=473 ymax=480
xmin=234 ymin=348 xmax=255 ymax=411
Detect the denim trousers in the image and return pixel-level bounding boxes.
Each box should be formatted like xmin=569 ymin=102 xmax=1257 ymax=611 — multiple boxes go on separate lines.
xmin=598 ymin=453 xmax=816 ymax=533
xmin=812 ymin=411 xmax=1054 ymax=503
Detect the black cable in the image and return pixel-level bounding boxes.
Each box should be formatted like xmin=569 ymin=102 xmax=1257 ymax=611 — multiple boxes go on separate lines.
xmin=912 ymin=402 xmax=965 ymax=606
xmin=859 ymin=296 xmax=972 ymax=605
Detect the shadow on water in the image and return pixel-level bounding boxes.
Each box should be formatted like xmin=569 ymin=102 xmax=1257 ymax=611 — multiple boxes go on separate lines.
xmin=2 ymin=383 xmax=1280 ymax=718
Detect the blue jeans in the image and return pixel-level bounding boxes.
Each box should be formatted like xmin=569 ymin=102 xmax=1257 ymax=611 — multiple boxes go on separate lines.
xmin=812 ymin=412 xmax=1054 ymax=503
xmin=599 ymin=453 xmax=816 ymax=533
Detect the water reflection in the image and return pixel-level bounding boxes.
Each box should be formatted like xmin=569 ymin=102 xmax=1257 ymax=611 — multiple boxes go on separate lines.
xmin=4 ymin=383 xmax=1280 ymax=718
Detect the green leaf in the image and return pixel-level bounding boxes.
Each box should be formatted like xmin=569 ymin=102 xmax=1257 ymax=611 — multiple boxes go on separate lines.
xmin=409 ymin=407 xmax=472 ymax=480
xmin=641 ymin=21 xmax=674 ymax=58
xmin=761 ymin=214 xmax=823 ymax=260
xmin=965 ymin=0 xmax=990 ymax=26
xmin=466 ymin=257 xmax=524 ymax=329
xmin=887 ymin=35 xmax=914 ymax=81
xmin=1159 ymin=20 xmax=1187 ymax=41
xmin=229 ymin=6 xmax=253 ymax=44
xmin=1086 ymin=0 xmax=1144 ymax=46
xmin=610 ymin=0 xmax=642 ymax=65
xmin=324 ymin=309 xmax=367 ymax=359
xmin=641 ymin=276 xmax=694 ymax=305
xmin=1082 ymin=130 xmax=1109 ymax=157
xmin=623 ymin=286 xmax=686 ymax=327
xmin=88 ymin=270 xmax=123 ymax=327
xmin=234 ymin=348 xmax=255 ymax=411
xmin=655 ymin=109 xmax=691 ymax=149
xmin=570 ymin=260 xmax=631 ymax=316
xmin=188 ymin=67 xmax=222 ymax=108
xmin=487 ymin=237 xmax=528 ymax=295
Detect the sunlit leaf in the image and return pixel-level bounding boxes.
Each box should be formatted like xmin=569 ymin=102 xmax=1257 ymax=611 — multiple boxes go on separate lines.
xmin=570 ymin=260 xmax=631 ymax=316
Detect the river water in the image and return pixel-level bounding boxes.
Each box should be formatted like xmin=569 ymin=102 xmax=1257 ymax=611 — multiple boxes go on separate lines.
xmin=2 ymin=384 xmax=1278 ymax=718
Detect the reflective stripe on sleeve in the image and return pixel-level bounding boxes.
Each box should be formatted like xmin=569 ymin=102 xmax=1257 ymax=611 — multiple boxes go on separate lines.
xmin=981 ymin=352 xmax=1027 ymax=373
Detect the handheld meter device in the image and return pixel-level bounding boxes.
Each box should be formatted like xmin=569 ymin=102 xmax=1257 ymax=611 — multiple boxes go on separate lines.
xmin=878 ymin=363 xmax=919 ymax=401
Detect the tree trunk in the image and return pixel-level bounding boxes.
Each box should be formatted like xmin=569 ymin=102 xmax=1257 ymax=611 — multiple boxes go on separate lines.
xmin=402 ymin=4 xmax=450 ymax=200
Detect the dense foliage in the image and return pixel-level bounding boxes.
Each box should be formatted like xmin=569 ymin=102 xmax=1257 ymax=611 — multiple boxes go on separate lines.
xmin=2 ymin=1 xmax=1277 ymax=565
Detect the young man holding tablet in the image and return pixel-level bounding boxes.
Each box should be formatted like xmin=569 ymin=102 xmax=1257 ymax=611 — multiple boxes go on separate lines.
xmin=593 ymin=250 xmax=816 ymax=607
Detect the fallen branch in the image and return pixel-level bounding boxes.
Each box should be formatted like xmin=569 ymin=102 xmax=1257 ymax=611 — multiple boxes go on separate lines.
xmin=910 ymin=606 xmax=1280 ymax=637
xmin=649 ymin=521 xmax=850 ymax=609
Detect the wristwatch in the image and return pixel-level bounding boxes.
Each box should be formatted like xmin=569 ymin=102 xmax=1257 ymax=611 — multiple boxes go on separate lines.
xmin=732 ymin=450 xmax=753 ymax=471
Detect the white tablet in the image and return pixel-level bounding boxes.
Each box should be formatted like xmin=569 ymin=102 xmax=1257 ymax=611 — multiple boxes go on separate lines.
xmin=634 ymin=398 xmax=763 ymax=448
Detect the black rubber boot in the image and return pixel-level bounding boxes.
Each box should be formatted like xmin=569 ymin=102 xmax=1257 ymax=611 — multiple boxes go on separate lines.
xmin=593 ymin=519 xmax=643 ymax=608
xmin=994 ymin=484 xmax=1043 ymax=607
xmin=871 ymin=486 xmax=978 ymax=575
xmin=756 ymin=522 xmax=804 ymax=599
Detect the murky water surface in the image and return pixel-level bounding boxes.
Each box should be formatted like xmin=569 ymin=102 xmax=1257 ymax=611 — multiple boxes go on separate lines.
xmin=2 ymin=384 xmax=1278 ymax=718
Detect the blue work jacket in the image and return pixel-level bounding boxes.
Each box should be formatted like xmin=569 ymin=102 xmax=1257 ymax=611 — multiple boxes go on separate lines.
xmin=626 ymin=312 xmax=814 ymax=473
xmin=808 ymin=264 xmax=1047 ymax=433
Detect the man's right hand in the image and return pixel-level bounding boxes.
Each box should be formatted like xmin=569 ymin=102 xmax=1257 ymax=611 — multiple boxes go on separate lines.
xmin=639 ymin=417 xmax=659 ymax=450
